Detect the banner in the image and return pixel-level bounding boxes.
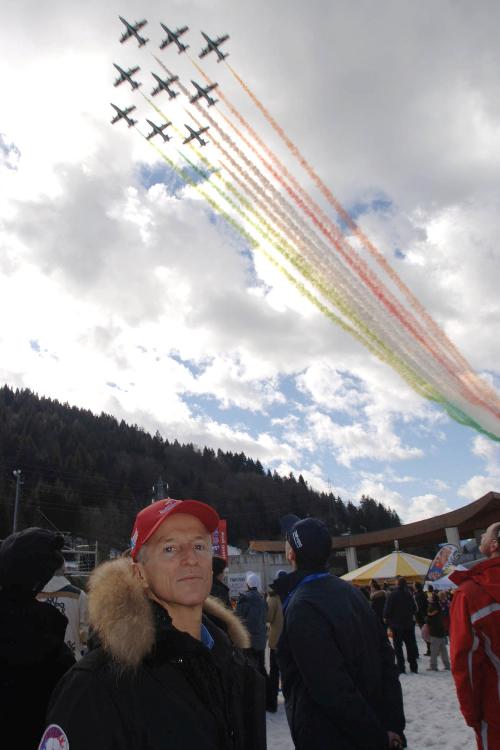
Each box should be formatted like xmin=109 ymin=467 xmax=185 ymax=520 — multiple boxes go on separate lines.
xmin=425 ymin=543 xmax=461 ymax=581
xmin=212 ymin=519 xmax=228 ymax=561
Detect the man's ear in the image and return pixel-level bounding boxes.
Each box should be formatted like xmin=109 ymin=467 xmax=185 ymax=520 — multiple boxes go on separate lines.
xmin=286 ymin=546 xmax=296 ymax=564
xmin=132 ymin=562 xmax=148 ymax=588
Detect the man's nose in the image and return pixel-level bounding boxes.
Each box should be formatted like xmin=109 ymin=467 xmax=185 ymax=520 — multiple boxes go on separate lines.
xmin=180 ymin=545 xmax=199 ymax=565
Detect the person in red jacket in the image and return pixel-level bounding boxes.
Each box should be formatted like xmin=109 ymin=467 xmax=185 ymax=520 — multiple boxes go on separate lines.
xmin=449 ymin=522 xmax=500 ymax=750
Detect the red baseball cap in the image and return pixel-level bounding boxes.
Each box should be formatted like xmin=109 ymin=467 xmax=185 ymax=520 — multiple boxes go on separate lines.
xmin=130 ymin=498 xmax=220 ymax=561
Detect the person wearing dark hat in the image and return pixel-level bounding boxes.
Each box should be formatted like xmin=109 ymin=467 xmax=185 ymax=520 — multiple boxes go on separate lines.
xmin=273 ymin=515 xmax=406 ymax=750
xmin=40 ymin=498 xmax=266 ymax=750
xmin=383 ymin=576 xmax=419 ymax=675
xmin=210 ymin=555 xmax=231 ymax=608
xmin=0 ymin=527 xmax=75 ymax=749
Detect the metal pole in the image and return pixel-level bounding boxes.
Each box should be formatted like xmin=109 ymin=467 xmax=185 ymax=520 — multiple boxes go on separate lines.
xmin=12 ymin=469 xmax=23 ymax=533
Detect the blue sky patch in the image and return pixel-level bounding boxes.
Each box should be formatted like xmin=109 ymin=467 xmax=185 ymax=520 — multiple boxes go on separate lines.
xmin=137 ymin=161 xmax=213 ymax=197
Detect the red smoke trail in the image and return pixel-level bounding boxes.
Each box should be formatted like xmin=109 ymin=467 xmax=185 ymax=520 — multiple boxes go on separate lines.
xmin=226 ymin=63 xmax=500 ymax=415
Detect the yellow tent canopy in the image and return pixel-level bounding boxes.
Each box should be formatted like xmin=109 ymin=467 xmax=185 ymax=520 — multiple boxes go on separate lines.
xmin=340 ymin=550 xmax=431 ymax=586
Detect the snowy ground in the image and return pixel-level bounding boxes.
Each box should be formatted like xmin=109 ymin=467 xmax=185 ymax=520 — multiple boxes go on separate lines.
xmin=266 ymin=636 xmax=476 ymax=749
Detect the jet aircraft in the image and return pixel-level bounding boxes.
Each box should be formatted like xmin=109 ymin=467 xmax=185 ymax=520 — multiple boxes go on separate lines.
xmin=110 ymin=103 xmax=137 ymax=127
xmin=113 ymin=64 xmax=141 ymax=90
xmin=159 ymin=23 xmax=189 ymax=53
xmin=190 ymin=80 xmax=218 ymax=107
xmin=199 ymin=31 xmax=229 ymax=62
xmin=146 ymin=119 xmax=172 ymax=142
xmin=183 ymin=124 xmax=209 ymax=146
xmin=119 ymin=17 xmax=149 ymax=47
xmin=151 ymin=72 xmax=179 ymax=98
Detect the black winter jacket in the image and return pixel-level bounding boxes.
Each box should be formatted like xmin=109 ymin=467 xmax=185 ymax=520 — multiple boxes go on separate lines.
xmin=274 ymin=570 xmax=405 ymax=750
xmin=383 ymin=587 xmax=417 ymax=629
xmin=0 ymin=590 xmax=75 ymax=750
xmin=41 ymin=558 xmax=266 ymax=750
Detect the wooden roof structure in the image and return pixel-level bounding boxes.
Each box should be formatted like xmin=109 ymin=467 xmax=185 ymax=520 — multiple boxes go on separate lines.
xmin=331 ymin=491 xmax=500 ymax=551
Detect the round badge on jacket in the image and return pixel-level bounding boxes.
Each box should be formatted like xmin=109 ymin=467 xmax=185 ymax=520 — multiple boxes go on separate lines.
xmin=38 ymin=724 xmax=69 ymax=750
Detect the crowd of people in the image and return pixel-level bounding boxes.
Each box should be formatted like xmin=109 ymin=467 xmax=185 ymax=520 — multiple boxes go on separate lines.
xmin=0 ymin=498 xmax=498 ymax=750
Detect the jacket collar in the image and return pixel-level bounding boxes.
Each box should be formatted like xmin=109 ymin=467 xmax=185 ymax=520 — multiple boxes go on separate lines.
xmin=88 ymin=557 xmax=250 ymax=669
xmin=270 ymin=567 xmax=327 ymax=602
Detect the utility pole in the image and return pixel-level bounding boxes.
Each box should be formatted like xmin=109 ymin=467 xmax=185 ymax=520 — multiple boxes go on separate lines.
xmin=151 ymin=477 xmax=169 ymax=503
xmin=12 ymin=469 xmax=24 ymax=533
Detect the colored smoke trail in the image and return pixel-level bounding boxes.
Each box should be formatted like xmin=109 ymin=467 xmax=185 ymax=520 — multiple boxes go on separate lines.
xmin=184 ymin=67 xmax=500 ymax=432
xmin=226 ymin=62 xmax=500 ymax=418
xmin=194 ymin=59 xmax=497 ymax=419
xmin=133 ymin=61 xmax=495 ymax=437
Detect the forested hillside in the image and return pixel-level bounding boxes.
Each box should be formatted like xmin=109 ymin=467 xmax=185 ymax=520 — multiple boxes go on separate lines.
xmin=0 ymin=386 xmax=400 ymax=549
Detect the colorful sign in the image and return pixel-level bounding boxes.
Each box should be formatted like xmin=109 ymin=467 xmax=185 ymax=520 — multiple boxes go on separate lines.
xmin=425 ymin=544 xmax=461 ymax=581
xmin=212 ymin=519 xmax=228 ymax=560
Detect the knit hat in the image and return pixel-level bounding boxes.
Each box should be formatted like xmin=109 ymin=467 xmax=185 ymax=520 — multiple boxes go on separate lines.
xmin=0 ymin=527 xmax=65 ymax=595
xmin=130 ymin=498 xmax=219 ymax=561
xmin=246 ymin=572 xmax=260 ymax=589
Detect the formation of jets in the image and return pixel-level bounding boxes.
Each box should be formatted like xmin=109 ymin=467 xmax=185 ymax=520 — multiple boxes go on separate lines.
xmin=160 ymin=24 xmax=189 ymax=53
xmin=112 ymin=19 xmax=229 ymax=147
xmin=118 ymin=17 xmax=229 ymax=60
xmin=190 ymin=80 xmax=218 ymax=107
xmin=113 ymin=64 xmax=141 ymax=90
xmin=151 ymin=72 xmax=179 ymax=99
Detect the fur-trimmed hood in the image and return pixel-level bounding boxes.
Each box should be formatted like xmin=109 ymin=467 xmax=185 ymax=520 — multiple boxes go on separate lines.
xmin=88 ymin=558 xmax=249 ymax=668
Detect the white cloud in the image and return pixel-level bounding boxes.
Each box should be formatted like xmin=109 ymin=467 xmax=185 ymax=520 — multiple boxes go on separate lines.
xmin=458 ymin=436 xmax=500 ymax=500
xmin=405 ymin=494 xmax=452 ymax=523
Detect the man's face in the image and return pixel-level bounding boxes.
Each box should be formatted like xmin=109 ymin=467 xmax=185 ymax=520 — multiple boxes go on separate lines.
xmin=136 ymin=513 xmax=213 ymax=608
xmin=479 ymin=523 xmax=500 ymax=557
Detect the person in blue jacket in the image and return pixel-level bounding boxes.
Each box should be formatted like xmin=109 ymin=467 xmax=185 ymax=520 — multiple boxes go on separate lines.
xmin=274 ymin=515 xmax=406 ymax=750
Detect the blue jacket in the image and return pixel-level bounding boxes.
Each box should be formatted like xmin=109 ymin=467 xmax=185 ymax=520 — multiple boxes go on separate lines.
xmin=236 ymin=589 xmax=267 ymax=650
xmin=274 ymin=570 xmax=406 ymax=750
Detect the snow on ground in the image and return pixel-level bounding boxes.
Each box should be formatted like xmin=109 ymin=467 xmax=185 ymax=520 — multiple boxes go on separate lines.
xmin=266 ymin=636 xmax=476 ymax=749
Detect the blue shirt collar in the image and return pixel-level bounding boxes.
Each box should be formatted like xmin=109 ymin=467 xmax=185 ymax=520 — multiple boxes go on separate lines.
xmin=200 ymin=623 xmax=214 ymax=650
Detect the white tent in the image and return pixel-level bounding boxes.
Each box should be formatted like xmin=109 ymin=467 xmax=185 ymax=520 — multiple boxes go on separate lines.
xmin=424 ymin=564 xmax=467 ymax=590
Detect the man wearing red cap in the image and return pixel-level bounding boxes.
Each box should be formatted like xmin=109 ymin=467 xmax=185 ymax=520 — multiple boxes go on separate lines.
xmin=40 ymin=498 xmax=266 ymax=750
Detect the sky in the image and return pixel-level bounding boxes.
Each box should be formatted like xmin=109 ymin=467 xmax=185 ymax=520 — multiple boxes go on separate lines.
xmin=1 ymin=0 xmax=500 ymax=525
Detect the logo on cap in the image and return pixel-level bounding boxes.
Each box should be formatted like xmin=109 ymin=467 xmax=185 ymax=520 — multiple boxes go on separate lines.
xmin=292 ymin=529 xmax=303 ymax=549
xmin=159 ymin=499 xmax=179 ymax=515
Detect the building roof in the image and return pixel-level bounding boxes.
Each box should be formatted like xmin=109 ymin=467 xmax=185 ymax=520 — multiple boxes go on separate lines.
xmin=331 ymin=491 xmax=500 ymax=550
xmin=248 ymin=540 xmax=286 ymax=553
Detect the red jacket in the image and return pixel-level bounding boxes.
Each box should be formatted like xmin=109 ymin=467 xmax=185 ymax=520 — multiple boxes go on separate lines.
xmin=449 ymin=557 xmax=500 ymax=730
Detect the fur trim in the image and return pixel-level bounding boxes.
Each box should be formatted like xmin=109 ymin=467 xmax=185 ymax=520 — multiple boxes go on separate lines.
xmin=203 ymin=596 xmax=250 ymax=649
xmin=88 ymin=558 xmax=250 ymax=668
xmin=88 ymin=557 xmax=155 ymax=669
